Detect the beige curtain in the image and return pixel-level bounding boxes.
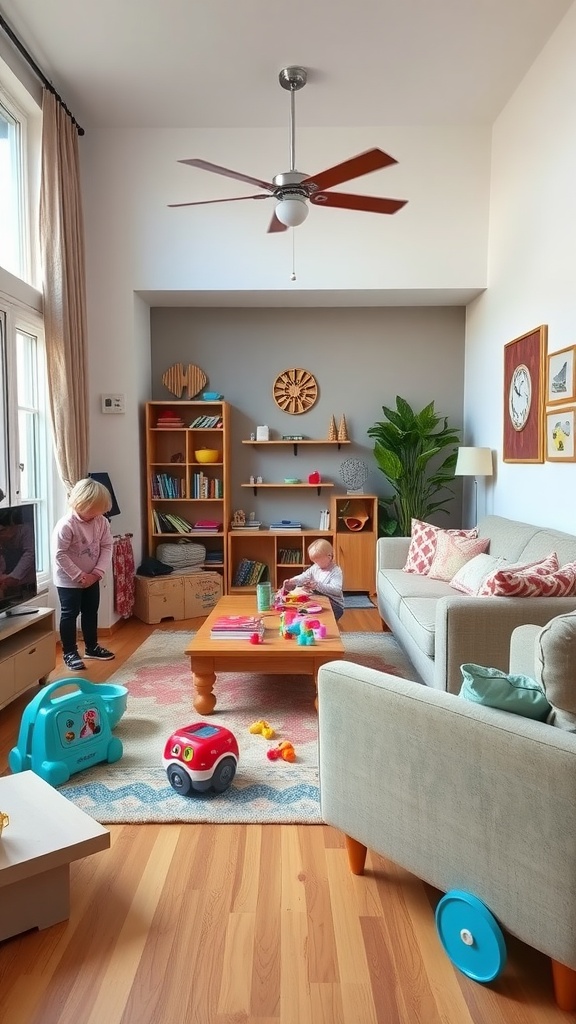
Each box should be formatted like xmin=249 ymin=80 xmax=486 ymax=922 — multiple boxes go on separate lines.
xmin=39 ymin=89 xmax=89 ymax=492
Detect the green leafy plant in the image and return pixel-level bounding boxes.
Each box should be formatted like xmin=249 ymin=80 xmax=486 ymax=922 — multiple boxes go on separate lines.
xmin=367 ymin=397 xmax=460 ymax=537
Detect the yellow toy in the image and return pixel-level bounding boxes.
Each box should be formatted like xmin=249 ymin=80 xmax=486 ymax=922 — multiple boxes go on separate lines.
xmin=249 ymin=719 xmax=276 ymax=740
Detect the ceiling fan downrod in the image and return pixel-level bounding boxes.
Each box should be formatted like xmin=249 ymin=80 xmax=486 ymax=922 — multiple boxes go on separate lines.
xmin=279 ymin=66 xmax=307 ymax=173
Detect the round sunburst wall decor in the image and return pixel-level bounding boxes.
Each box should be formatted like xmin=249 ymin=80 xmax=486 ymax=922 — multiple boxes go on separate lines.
xmin=273 ymin=368 xmax=318 ymax=414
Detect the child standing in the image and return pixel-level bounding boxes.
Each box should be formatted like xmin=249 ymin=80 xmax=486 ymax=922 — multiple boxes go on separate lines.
xmin=52 ymin=478 xmax=115 ymax=671
xmin=283 ymin=538 xmax=344 ymax=621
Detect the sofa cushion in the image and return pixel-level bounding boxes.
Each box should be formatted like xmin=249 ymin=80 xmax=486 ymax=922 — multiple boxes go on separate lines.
xmin=459 ymin=663 xmax=552 ymax=721
xmin=428 ymin=533 xmax=489 ymax=582
xmin=377 ymin=568 xmax=454 ymax=617
xmin=537 ymin=613 xmax=576 ymax=732
xmin=398 ymin=598 xmax=438 ymax=658
xmin=450 ymin=553 xmax=509 ymax=595
xmin=477 ymin=553 xmax=560 ymax=596
xmin=479 ymin=558 xmax=576 ymax=598
xmin=403 ymin=518 xmax=478 ymax=576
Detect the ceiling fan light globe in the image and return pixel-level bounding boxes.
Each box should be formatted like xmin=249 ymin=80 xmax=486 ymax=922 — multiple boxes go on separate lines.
xmin=275 ymin=197 xmax=309 ymax=227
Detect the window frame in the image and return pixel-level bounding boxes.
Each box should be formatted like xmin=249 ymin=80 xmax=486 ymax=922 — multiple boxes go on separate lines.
xmin=0 ymin=293 xmax=54 ymax=590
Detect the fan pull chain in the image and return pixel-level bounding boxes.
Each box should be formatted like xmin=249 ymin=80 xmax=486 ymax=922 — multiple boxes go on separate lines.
xmin=291 ymin=229 xmax=296 ymax=281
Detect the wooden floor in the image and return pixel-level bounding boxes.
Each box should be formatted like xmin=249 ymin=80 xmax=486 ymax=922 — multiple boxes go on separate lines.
xmin=0 ymin=607 xmax=569 ymax=1023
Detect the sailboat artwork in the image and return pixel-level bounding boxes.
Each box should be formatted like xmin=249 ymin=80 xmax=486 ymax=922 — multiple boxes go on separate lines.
xmin=547 ymin=345 xmax=576 ymax=405
xmin=551 ymin=360 xmax=567 ymax=394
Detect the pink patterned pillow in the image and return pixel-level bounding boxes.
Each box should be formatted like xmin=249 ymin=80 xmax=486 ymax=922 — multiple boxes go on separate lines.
xmin=403 ymin=519 xmax=479 ymax=576
xmin=478 ymin=553 xmax=560 ymax=596
xmin=428 ymin=533 xmax=490 ymax=582
xmin=479 ymin=558 xmax=576 ymax=598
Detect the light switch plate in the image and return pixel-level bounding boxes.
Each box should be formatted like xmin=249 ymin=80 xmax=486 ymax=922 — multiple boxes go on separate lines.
xmin=101 ymin=394 xmax=125 ymax=414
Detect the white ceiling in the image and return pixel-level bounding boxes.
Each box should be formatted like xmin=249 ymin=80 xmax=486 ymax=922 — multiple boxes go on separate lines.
xmin=0 ymin=0 xmax=572 ymax=131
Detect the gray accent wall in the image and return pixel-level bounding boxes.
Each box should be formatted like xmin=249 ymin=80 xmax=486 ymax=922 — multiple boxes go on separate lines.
xmin=151 ymin=305 xmax=465 ymax=530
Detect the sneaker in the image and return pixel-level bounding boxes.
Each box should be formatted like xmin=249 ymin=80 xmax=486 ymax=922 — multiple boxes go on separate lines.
xmin=84 ymin=644 xmax=115 ymax=661
xmin=63 ymin=650 xmax=86 ymax=671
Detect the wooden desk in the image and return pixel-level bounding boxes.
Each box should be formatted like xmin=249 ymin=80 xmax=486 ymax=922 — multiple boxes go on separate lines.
xmin=0 ymin=771 xmax=110 ymax=941
xmin=185 ymin=594 xmax=345 ymax=714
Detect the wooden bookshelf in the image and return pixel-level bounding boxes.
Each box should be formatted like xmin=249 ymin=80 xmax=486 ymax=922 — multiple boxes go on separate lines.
xmin=144 ymin=401 xmax=230 ymax=589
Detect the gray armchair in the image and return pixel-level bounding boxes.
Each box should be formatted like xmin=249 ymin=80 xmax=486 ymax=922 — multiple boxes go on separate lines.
xmin=317 ymin=611 xmax=576 ymax=1010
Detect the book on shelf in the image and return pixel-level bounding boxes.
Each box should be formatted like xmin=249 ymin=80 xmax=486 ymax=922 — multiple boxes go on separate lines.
xmin=162 ymin=512 xmax=194 ymax=533
xmin=232 ymin=558 xmax=268 ymax=587
xmin=189 ymin=415 xmax=223 ymax=428
xmin=193 ymin=519 xmax=221 ymax=531
xmin=269 ymin=520 xmax=302 ymax=531
xmin=319 ymin=509 xmax=330 ymax=530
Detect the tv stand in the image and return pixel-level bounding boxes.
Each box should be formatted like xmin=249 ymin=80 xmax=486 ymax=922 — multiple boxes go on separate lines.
xmin=5 ymin=608 xmax=41 ymax=617
xmin=0 ymin=607 xmax=56 ymax=712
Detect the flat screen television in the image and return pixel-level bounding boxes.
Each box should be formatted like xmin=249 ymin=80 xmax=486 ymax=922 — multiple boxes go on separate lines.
xmin=0 ymin=503 xmax=38 ymax=616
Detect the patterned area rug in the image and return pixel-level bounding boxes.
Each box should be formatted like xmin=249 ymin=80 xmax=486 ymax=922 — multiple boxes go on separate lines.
xmin=59 ymin=630 xmax=416 ymax=825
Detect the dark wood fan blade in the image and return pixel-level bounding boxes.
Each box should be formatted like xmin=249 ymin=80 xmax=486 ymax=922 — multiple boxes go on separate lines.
xmin=309 ymin=191 xmax=407 ymax=214
xmin=301 ymin=148 xmax=398 ymax=193
xmin=168 ymin=194 xmax=271 ymax=208
xmin=267 ymin=212 xmax=288 ymax=233
xmin=178 ymin=158 xmax=276 ymax=192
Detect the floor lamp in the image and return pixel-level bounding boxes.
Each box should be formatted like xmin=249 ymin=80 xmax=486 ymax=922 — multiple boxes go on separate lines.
xmin=454 ymin=447 xmax=493 ymax=526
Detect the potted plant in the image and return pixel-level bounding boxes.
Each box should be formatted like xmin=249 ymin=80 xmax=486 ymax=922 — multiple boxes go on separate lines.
xmin=367 ymin=397 xmax=460 ymax=536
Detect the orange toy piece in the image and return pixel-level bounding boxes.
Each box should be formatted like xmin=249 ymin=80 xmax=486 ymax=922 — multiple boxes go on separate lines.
xmin=249 ymin=719 xmax=276 ymax=740
xmin=267 ymin=740 xmax=296 ymax=762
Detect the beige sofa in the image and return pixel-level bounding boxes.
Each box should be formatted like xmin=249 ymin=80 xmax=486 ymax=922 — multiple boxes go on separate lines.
xmin=376 ymin=514 xmax=576 ymax=693
xmin=317 ymin=611 xmax=576 ymax=1009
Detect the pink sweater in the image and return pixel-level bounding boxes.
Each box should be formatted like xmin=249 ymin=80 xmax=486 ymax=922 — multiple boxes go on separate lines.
xmin=52 ymin=511 xmax=113 ymax=588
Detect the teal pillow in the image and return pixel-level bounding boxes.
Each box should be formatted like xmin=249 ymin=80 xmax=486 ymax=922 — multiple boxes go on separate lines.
xmin=459 ymin=663 xmax=552 ymax=721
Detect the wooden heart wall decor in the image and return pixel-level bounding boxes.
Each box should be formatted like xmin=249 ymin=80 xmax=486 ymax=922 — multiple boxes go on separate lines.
xmin=162 ymin=363 xmax=207 ymax=399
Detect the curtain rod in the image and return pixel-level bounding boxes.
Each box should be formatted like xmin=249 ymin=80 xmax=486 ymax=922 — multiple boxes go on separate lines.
xmin=0 ymin=13 xmax=84 ymax=135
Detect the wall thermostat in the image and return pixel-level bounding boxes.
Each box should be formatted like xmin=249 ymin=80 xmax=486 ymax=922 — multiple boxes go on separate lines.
xmin=101 ymin=394 xmax=125 ymax=414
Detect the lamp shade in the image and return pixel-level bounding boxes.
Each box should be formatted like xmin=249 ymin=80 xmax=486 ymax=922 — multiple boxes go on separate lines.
xmin=454 ymin=447 xmax=493 ymax=477
xmin=275 ymin=196 xmax=309 ymax=227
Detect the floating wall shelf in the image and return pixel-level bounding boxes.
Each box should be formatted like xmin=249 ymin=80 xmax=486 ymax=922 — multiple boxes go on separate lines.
xmin=242 ymin=439 xmax=350 ymax=455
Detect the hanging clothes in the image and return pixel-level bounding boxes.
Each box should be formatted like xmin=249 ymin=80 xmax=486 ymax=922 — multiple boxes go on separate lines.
xmin=112 ymin=533 xmax=135 ymax=618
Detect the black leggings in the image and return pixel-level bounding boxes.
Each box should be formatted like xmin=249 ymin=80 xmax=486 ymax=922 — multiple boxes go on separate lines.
xmin=57 ymin=582 xmax=100 ymax=654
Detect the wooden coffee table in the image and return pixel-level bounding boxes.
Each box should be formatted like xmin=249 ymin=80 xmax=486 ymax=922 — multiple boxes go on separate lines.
xmin=185 ymin=594 xmax=345 ymax=714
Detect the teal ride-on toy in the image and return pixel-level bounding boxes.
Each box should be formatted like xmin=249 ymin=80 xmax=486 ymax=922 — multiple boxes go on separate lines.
xmin=8 ymin=677 xmax=128 ymax=787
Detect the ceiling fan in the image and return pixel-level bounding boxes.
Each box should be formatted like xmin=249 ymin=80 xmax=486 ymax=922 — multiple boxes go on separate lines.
xmin=169 ymin=66 xmax=407 ymax=233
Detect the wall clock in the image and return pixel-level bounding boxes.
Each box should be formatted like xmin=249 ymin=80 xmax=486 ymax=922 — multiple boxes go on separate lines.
xmin=508 ymin=363 xmax=532 ymax=430
xmin=273 ymin=368 xmax=318 ymax=414
xmin=503 ymin=326 xmax=546 ymax=463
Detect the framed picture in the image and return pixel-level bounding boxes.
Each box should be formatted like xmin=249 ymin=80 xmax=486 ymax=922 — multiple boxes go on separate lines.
xmin=547 ymin=345 xmax=576 ymax=405
xmin=503 ymin=325 xmax=546 ymax=463
xmin=546 ymin=405 xmax=576 ymax=462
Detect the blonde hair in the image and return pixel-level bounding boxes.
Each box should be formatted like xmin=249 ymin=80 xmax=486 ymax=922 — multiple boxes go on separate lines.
xmin=308 ymin=538 xmax=333 ymax=560
xmin=68 ymin=478 xmax=112 ymax=517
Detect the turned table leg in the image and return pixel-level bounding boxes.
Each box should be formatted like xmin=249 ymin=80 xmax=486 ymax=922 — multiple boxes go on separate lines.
xmin=345 ymin=834 xmax=368 ymax=875
xmin=193 ymin=672 xmax=217 ymax=714
xmin=551 ymin=959 xmax=576 ymax=1011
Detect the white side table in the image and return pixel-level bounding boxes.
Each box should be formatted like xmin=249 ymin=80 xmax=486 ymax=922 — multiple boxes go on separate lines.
xmin=0 ymin=771 xmax=110 ymax=941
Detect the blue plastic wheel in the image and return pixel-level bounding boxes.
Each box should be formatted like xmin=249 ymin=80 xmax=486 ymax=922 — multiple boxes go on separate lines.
xmin=435 ymin=889 xmax=507 ymax=983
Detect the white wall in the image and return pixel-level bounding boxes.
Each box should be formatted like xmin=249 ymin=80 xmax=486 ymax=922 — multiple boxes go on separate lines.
xmin=465 ymin=1 xmax=576 ymax=531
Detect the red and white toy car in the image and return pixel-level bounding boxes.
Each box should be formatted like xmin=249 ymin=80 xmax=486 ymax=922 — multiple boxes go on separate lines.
xmin=163 ymin=722 xmax=239 ymax=795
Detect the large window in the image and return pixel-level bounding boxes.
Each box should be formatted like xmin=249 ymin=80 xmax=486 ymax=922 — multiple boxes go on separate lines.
xmin=0 ymin=60 xmax=53 ymax=589
xmin=0 ymin=96 xmax=27 ymax=280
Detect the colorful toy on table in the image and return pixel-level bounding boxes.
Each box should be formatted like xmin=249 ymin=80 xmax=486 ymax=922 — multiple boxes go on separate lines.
xmin=297 ymin=629 xmax=316 ymax=645
xmin=267 ymin=740 xmax=296 ymax=762
xmin=249 ymin=719 xmax=276 ymax=740
xmin=283 ymin=586 xmax=311 ymax=607
xmin=8 ymin=678 xmax=127 ymax=787
xmin=249 ymin=632 xmax=264 ymax=644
